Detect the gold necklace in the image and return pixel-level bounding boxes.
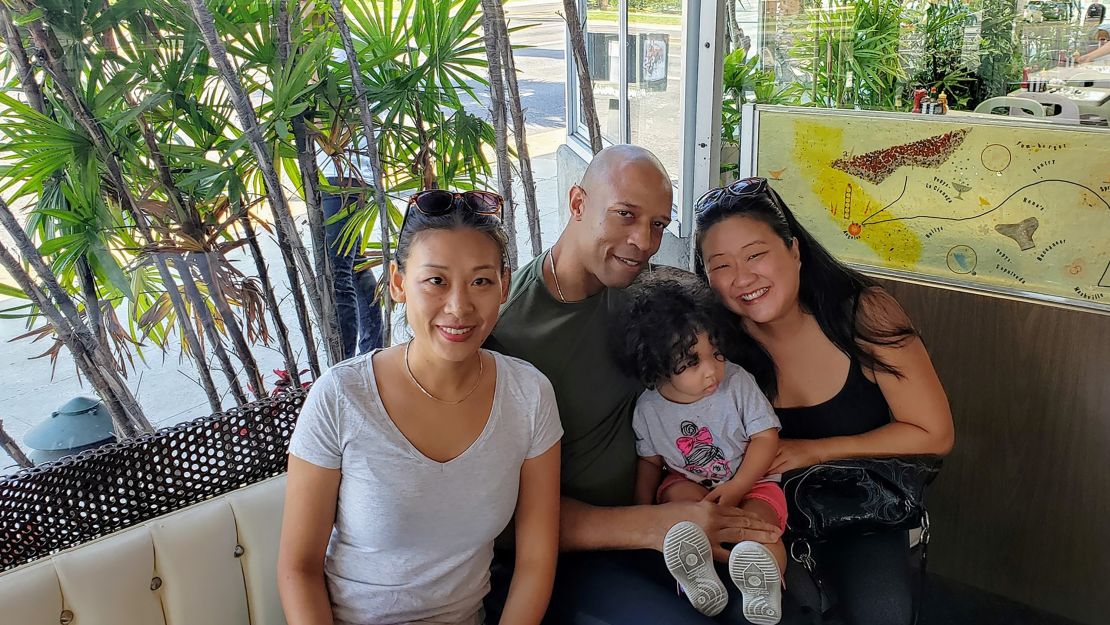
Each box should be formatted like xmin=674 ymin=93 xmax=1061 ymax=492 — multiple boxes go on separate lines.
xmin=404 ymin=340 xmax=484 ymax=405
xmin=549 ymin=248 xmax=568 ymax=303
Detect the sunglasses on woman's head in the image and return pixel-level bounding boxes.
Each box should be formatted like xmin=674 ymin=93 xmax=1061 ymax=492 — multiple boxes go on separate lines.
xmin=694 ymin=177 xmax=771 ymax=215
xmin=407 ymin=190 xmax=503 ymax=218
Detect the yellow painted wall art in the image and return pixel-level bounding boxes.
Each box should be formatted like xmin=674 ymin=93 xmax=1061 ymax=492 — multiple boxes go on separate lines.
xmin=754 ymin=107 xmax=1110 ymax=311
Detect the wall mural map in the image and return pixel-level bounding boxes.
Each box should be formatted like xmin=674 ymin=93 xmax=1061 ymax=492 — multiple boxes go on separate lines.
xmin=755 ymin=109 xmax=1110 ymax=310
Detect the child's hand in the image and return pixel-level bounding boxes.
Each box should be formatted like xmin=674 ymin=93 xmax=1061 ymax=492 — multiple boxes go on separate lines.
xmin=769 ymin=439 xmax=824 ymax=474
xmin=702 ymin=482 xmax=746 ymax=508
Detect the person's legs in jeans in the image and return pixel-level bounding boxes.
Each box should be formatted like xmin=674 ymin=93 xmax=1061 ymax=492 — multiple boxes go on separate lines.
xmin=485 ymin=549 xmax=820 ymax=625
xmin=817 ymin=530 xmax=914 ymax=625
xmin=355 ymin=265 xmax=383 ymax=353
xmin=322 ymin=181 xmax=360 ymax=359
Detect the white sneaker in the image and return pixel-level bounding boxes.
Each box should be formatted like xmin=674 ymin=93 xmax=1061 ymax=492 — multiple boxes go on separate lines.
xmin=728 ymin=541 xmax=783 ymax=625
xmin=663 ymin=521 xmax=728 ymax=617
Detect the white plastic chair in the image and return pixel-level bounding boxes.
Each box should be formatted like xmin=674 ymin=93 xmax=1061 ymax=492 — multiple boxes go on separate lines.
xmin=974 ymin=96 xmax=1046 ymax=117
xmin=1008 ymin=91 xmax=1081 ymax=125
xmin=1067 ymin=70 xmax=1110 ymax=87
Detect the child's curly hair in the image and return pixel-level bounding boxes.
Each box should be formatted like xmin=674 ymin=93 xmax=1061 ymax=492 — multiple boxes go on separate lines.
xmin=612 ymin=273 xmax=728 ymax=389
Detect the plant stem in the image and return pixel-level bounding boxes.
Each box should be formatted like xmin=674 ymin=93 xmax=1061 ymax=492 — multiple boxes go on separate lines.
xmin=240 ymin=213 xmax=300 ymax=387
xmin=0 ymin=419 xmax=34 ymax=468
xmin=0 ymin=231 xmax=149 ymax=437
xmin=496 ymin=4 xmax=542 ymax=258
xmin=0 ymin=4 xmax=45 ymax=114
xmin=326 ymin=0 xmax=394 ymax=345
xmin=118 ymin=89 xmax=223 ymax=413
xmin=280 ymin=0 xmax=344 ymax=365
xmin=184 ymin=0 xmax=326 ymax=341
xmin=76 ymin=256 xmax=108 ymax=350
xmin=480 ymin=0 xmax=519 ymax=269
xmin=176 ymin=260 xmax=250 ymax=405
xmin=562 ymin=0 xmax=602 ymax=154
xmin=193 ymin=251 xmax=267 ymax=397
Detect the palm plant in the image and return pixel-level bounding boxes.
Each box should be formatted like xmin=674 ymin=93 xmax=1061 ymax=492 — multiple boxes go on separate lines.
xmin=978 ymin=0 xmax=1022 ymax=102
xmin=906 ymin=0 xmax=979 ymax=109
xmin=319 ymin=0 xmax=499 ymax=278
xmin=0 ymin=0 xmax=527 ymax=444
xmin=0 ymin=0 xmax=220 ymax=424
xmin=721 ymin=48 xmax=805 ymax=144
xmin=719 ymin=47 xmax=805 ymax=177
xmin=0 ymin=0 xmax=296 ymax=416
xmin=791 ymin=0 xmax=909 ymax=111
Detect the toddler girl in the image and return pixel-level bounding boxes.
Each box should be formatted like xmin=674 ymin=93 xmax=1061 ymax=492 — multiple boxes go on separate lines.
xmin=614 ymin=275 xmax=786 ymax=625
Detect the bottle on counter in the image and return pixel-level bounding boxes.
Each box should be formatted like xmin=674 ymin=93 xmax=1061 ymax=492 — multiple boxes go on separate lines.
xmin=912 ymin=88 xmax=927 ymax=113
xmin=937 ymin=92 xmax=948 ymax=114
xmin=926 ymin=87 xmax=939 ymax=114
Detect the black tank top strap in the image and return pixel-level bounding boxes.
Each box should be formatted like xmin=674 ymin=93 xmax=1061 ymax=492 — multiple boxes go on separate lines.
xmin=844 ymin=358 xmax=870 ymax=390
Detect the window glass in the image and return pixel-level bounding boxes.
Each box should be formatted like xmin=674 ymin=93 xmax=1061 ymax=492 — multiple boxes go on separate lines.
xmin=582 ymin=0 xmax=623 ymax=144
xmin=733 ymin=0 xmax=1108 ymax=129
xmin=627 ymin=0 xmax=684 ymax=182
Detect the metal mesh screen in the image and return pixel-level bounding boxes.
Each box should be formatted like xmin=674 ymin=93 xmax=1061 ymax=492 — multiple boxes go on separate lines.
xmin=0 ymin=390 xmax=306 ymax=572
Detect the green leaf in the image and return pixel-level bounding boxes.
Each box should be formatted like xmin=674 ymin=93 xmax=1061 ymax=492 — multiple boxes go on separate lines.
xmin=109 ymin=93 xmax=170 ymax=134
xmin=32 ymin=208 xmax=90 ymax=226
xmin=0 ymin=282 xmax=28 ymax=300
xmin=89 ymin=242 xmax=133 ymax=301
xmin=13 ymin=8 xmax=44 ymax=25
xmin=37 ymin=233 xmax=84 ymax=257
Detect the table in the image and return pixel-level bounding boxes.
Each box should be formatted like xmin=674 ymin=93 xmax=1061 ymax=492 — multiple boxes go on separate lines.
xmin=1027 ymin=59 xmax=1110 ymax=88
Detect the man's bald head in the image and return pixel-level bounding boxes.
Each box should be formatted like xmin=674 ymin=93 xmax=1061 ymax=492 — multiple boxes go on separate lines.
xmin=579 ymin=144 xmax=671 ymax=197
xmin=561 ymin=144 xmax=674 ymax=290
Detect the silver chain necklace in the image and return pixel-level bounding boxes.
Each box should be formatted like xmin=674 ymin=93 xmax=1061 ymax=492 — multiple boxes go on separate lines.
xmin=404 ymin=340 xmax=484 ymax=405
xmin=549 ymin=248 xmax=568 ymax=303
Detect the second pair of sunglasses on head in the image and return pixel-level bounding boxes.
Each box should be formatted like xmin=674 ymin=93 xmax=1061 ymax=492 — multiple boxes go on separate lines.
xmin=407 ymin=190 xmax=503 ymax=218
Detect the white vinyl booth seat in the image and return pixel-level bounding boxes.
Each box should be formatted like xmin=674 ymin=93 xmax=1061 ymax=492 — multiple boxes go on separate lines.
xmin=0 ymin=475 xmax=288 ymax=625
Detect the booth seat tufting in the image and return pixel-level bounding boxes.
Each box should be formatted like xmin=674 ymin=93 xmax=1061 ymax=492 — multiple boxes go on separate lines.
xmin=0 ymin=474 xmax=289 ymax=625
xmin=0 ymin=391 xmax=306 ymax=625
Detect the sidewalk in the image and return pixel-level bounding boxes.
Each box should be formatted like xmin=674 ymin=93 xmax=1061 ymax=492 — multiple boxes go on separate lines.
xmin=0 ymin=132 xmax=567 ymax=474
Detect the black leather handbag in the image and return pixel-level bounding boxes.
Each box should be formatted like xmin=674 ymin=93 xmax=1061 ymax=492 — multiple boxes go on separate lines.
xmin=782 ymin=455 xmax=942 ymax=541
xmin=781 ymin=456 xmax=943 ymax=623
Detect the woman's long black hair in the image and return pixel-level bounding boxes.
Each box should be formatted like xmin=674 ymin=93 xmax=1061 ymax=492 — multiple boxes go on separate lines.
xmin=694 ymin=184 xmax=916 ymax=400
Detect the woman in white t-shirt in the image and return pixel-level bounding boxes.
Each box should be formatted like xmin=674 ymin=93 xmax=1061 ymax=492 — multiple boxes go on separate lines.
xmin=278 ymin=190 xmax=563 ymax=625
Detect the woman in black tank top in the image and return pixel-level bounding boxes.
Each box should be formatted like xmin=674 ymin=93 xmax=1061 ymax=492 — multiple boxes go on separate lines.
xmin=694 ymin=178 xmax=954 ymax=625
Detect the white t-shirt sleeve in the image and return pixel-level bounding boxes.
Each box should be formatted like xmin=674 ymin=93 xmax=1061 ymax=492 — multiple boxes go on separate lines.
xmin=527 ymin=372 xmax=564 ymax=459
xmin=288 ymin=372 xmax=343 ymax=469
xmin=730 ymin=365 xmax=781 ymax=437
xmin=632 ymin=396 xmax=658 ymax=458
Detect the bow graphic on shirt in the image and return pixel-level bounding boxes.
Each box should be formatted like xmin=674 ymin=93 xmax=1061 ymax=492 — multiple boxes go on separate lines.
xmin=676 ymin=427 xmax=714 ymax=456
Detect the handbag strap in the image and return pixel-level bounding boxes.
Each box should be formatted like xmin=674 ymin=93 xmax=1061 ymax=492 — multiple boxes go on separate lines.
xmin=790 ymin=538 xmax=833 ymax=614
xmin=912 ymin=509 xmax=931 ymax=625
xmin=789 ymin=510 xmax=932 ymax=624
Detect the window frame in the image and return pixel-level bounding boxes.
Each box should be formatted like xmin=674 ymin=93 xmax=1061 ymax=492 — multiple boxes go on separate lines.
xmin=566 ymin=0 xmax=725 ymax=238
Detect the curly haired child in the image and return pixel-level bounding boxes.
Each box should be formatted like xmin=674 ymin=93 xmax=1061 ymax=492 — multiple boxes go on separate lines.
xmin=613 ymin=275 xmax=786 ymax=625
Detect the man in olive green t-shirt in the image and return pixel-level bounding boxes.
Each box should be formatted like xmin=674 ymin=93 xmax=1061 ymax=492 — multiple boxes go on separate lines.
xmin=486 ymin=145 xmax=794 ymax=625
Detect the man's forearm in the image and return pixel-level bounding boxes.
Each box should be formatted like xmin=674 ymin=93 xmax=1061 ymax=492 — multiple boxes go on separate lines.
xmin=559 ymin=496 xmax=672 ymax=552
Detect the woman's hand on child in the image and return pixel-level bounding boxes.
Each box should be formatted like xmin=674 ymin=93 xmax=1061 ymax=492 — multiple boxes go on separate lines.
xmin=769 ymin=439 xmax=824 ymax=474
